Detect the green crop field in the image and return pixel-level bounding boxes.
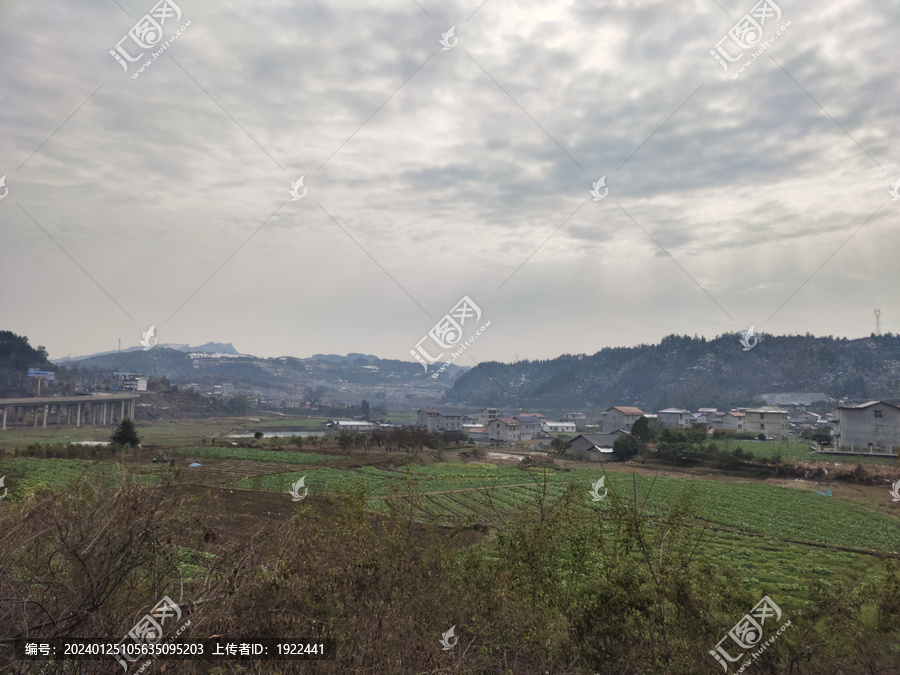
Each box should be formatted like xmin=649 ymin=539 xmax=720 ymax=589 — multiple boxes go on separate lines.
xmin=0 ymin=456 xmax=171 ymax=496
xmin=4 ymin=449 xmax=899 ymax=633
xmin=703 ymin=438 xmax=898 ymax=465
xmin=164 ymin=446 xmax=337 ymax=464
xmin=231 ymin=459 xmax=900 ymax=613
xmin=0 ymin=420 xmax=239 ymax=448
xmin=231 ymin=461 xmax=900 ymax=555
xmin=251 ymin=417 xmax=330 ymax=428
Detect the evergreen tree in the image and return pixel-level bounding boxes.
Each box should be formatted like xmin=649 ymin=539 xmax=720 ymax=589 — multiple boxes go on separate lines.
xmin=111 ymin=418 xmax=141 ymax=447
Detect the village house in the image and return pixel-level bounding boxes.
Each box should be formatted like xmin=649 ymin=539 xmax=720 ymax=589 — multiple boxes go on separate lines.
xmin=476 ymin=408 xmax=501 ymax=425
xmin=329 ymin=420 xmax=379 ymax=432
xmin=543 ymin=421 xmax=577 ymax=434
xmin=568 ymin=432 xmax=628 ymax=461
xmin=713 ymin=411 xmax=745 ymax=431
xmin=440 ymin=414 xmax=463 ymax=431
xmin=696 ymin=407 xmax=719 ymax=424
xmin=600 ymin=406 xmax=644 ymax=433
xmin=831 ymin=400 xmax=900 ymax=452
xmin=656 ymin=408 xmax=694 ymax=428
xmin=742 ymin=406 xmax=789 ymax=440
xmin=487 ymin=417 xmax=520 ymax=443
xmin=416 ymin=409 xmax=443 ymax=432
xmin=416 ymin=409 xmax=464 ymax=432
xmin=514 ymin=414 xmax=544 ymax=440
xmin=463 ymin=425 xmax=489 ymax=442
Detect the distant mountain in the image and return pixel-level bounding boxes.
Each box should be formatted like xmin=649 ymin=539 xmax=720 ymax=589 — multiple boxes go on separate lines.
xmin=52 ymin=342 xmax=237 ymax=364
xmin=180 ymin=342 xmax=240 ymax=355
xmin=312 ymin=353 xmax=379 ymax=363
xmin=443 ymin=333 xmax=900 ymax=412
xmin=52 ymin=345 xmax=468 ymax=402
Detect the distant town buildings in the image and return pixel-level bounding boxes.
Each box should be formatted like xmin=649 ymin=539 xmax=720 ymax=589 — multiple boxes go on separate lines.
xmin=113 ymin=372 xmax=147 ymax=392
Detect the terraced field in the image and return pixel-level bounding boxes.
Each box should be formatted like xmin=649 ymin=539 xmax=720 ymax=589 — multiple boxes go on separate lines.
xmin=229 ymin=461 xmax=900 ymax=555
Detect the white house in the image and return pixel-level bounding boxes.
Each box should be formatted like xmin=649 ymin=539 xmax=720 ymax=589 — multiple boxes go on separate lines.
xmin=331 ymin=420 xmax=379 ymax=432
xmin=543 ymin=421 xmax=576 ymax=434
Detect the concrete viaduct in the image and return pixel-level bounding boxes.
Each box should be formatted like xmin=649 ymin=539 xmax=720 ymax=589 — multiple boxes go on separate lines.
xmin=0 ymin=394 xmax=140 ymax=430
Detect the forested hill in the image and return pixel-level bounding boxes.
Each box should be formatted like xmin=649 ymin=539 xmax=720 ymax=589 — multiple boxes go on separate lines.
xmin=0 ymin=331 xmax=54 ymax=397
xmin=443 ymin=333 xmax=900 ymax=411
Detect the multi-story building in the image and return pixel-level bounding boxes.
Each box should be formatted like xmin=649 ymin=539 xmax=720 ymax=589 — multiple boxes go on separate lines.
xmin=715 ymin=411 xmax=745 ymax=431
xmin=743 ymin=406 xmax=789 ymax=440
xmin=416 ymin=409 xmax=464 ymax=432
xmin=416 ymin=409 xmax=444 ymax=432
xmin=832 ymin=401 xmax=900 ymax=452
xmin=600 ymin=406 xmax=644 ymax=433
xmin=487 ymin=417 xmax=520 ymax=442
xmin=476 ymin=408 xmax=501 ymax=425
xmin=656 ymin=408 xmax=694 ymax=428
xmin=514 ymin=414 xmax=544 ymax=440
xmin=440 ymin=414 xmax=463 ymax=431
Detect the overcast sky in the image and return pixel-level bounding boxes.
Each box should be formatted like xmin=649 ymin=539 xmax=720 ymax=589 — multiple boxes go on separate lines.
xmin=1 ymin=0 xmax=898 ymax=364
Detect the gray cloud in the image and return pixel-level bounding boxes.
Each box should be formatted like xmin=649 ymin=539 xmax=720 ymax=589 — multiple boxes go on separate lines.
xmin=1 ymin=0 xmax=898 ymax=364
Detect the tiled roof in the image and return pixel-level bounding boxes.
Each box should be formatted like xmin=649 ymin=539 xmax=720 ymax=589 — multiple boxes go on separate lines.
xmin=610 ymin=406 xmax=643 ymax=415
xmin=839 ymin=400 xmax=900 ymax=410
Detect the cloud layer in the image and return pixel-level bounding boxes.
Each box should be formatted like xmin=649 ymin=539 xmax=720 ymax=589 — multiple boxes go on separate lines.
xmin=1 ymin=0 xmax=898 ymax=363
